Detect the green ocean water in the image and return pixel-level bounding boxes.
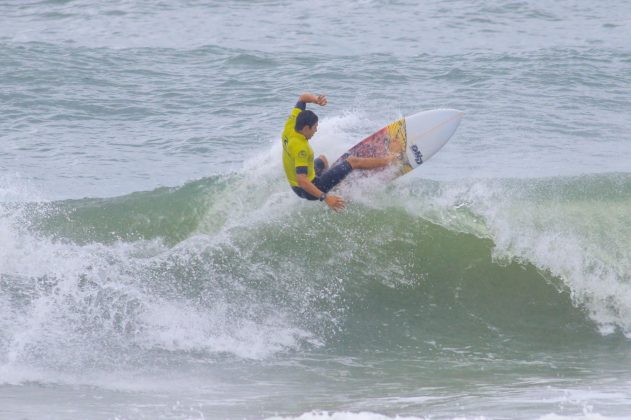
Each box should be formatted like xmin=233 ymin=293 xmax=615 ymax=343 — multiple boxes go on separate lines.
xmin=2 ymin=1 xmax=631 ymax=419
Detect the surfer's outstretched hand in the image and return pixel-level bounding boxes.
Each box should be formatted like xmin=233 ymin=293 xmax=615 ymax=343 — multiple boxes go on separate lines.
xmin=299 ymin=92 xmax=327 ymax=106
xmin=325 ymin=194 xmax=346 ymax=211
xmin=314 ymin=94 xmax=327 ymax=106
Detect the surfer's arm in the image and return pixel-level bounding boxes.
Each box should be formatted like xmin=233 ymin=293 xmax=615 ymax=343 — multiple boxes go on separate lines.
xmin=296 ymin=174 xmax=324 ymax=198
xmin=297 ymin=93 xmax=327 ymax=109
xmin=296 ymin=174 xmax=346 ymax=211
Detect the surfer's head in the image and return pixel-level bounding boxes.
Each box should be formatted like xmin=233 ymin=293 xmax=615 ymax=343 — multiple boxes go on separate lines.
xmin=295 ymin=110 xmax=318 ymax=140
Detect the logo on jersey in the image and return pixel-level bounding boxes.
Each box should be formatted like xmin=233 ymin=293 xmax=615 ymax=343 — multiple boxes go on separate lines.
xmin=411 ymin=145 xmax=423 ymax=165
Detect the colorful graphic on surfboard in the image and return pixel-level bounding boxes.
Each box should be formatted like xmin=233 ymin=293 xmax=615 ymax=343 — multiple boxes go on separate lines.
xmin=332 ymin=109 xmax=464 ymax=180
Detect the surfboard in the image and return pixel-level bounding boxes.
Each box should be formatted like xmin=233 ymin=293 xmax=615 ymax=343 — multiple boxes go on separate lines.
xmin=331 ymin=109 xmax=464 ymax=179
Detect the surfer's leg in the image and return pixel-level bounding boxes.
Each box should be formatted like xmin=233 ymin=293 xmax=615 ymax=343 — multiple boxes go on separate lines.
xmin=346 ymin=155 xmax=394 ymax=170
xmin=292 ymin=156 xmax=336 ymax=200
xmin=312 ymin=160 xmax=353 ymax=193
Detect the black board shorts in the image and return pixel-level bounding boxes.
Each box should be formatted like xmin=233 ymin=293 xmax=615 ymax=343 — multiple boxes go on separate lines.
xmin=292 ymin=159 xmax=353 ymax=201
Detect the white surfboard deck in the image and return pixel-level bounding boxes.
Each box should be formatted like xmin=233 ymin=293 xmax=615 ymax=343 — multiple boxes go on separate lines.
xmin=332 ymin=108 xmax=464 ymax=178
xmin=404 ymin=109 xmax=464 ymax=169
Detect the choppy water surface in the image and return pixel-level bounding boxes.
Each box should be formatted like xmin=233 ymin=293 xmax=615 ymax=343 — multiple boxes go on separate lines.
xmin=1 ymin=1 xmax=631 ymax=419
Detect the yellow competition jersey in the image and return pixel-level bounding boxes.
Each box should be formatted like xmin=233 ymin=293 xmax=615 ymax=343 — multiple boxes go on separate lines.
xmin=282 ymin=108 xmax=315 ymax=187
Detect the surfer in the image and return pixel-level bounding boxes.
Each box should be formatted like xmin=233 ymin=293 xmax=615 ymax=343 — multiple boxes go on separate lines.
xmin=282 ymin=93 xmax=395 ymax=211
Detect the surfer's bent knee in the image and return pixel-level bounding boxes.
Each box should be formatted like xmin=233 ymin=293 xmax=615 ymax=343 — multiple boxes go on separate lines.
xmin=314 ymin=156 xmax=327 ymax=177
xmin=318 ymin=155 xmax=329 ymax=169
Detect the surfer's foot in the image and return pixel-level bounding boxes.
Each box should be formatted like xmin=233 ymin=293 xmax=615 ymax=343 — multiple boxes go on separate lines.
xmin=347 ymin=154 xmax=398 ymax=170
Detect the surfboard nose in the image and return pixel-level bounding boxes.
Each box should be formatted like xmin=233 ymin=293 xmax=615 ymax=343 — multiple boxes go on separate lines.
xmin=404 ymin=109 xmax=464 ymax=167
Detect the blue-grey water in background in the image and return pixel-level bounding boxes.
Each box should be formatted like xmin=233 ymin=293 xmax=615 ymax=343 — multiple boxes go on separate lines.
xmin=1 ymin=1 xmax=631 ymax=419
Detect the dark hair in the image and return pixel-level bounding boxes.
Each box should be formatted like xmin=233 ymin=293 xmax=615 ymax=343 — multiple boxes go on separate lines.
xmin=295 ymin=110 xmax=318 ymax=131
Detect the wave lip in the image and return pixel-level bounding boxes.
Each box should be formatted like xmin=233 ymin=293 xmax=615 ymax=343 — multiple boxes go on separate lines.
xmin=342 ymin=172 xmax=631 ymax=339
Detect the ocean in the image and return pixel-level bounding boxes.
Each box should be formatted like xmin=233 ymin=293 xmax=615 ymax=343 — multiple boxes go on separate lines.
xmin=1 ymin=1 xmax=631 ymax=419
